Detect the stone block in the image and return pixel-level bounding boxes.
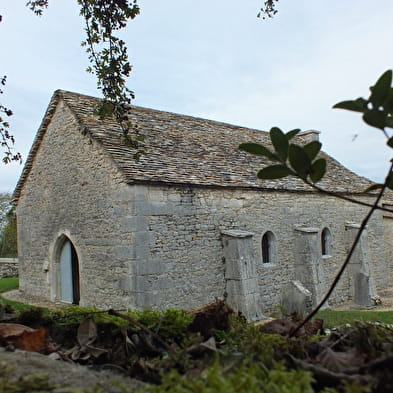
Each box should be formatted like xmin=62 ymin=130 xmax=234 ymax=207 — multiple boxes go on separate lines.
xmin=134 ymin=259 xmax=166 ymax=275
xmin=119 ymin=275 xmax=148 ymax=293
xmin=354 ymin=272 xmax=372 ymax=306
xmin=226 ymin=278 xmax=259 ymax=296
xmin=114 ymin=247 xmax=133 ymax=260
xmin=122 ymin=216 xmax=149 ymax=232
xmin=226 ymin=292 xmax=264 ymax=321
xmin=281 ymin=280 xmax=312 ymax=314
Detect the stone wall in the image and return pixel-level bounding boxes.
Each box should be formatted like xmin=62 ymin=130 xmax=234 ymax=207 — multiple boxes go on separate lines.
xmin=0 ymin=258 xmax=18 ymax=278
xmin=16 ymin=98 xmax=391 ymax=313
xmin=16 ymin=100 xmax=131 ymax=309
xmin=119 ymin=183 xmax=387 ymax=312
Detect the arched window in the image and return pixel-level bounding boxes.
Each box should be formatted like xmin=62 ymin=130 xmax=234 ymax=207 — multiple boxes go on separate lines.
xmin=321 ymin=227 xmax=332 ymax=256
xmin=261 ymin=231 xmax=276 ymax=264
xmin=59 ymin=238 xmax=80 ymax=304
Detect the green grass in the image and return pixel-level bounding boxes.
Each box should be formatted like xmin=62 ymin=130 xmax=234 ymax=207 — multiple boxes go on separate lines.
xmin=317 ymin=309 xmax=393 ymax=328
xmin=0 ymin=277 xmax=43 ymax=312
xmin=0 ymin=277 xmax=19 ymax=293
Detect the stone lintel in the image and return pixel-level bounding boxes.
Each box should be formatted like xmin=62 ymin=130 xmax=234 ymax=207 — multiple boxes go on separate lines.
xmin=345 ymin=222 xmax=361 ymax=229
xmin=221 ymin=230 xmax=254 ymax=238
xmin=294 ymin=226 xmax=319 ymax=233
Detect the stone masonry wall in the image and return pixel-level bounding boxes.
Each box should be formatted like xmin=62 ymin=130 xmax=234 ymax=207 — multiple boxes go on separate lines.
xmin=0 ymin=258 xmax=18 ymax=278
xmin=118 ymin=183 xmax=388 ymax=312
xmin=16 ymin=100 xmax=133 ymax=309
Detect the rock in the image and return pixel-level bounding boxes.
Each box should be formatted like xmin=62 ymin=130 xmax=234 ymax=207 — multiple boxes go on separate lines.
xmin=0 ymin=348 xmax=144 ymax=392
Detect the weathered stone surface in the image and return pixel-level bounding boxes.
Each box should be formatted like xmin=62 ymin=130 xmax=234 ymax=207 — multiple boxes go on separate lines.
xmin=281 ymin=280 xmax=313 ymax=314
xmin=0 ymin=258 xmax=18 ymax=278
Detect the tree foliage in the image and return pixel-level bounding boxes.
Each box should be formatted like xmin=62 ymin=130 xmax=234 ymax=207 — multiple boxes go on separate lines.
xmin=0 ymin=76 xmax=21 ymax=164
xmin=0 ymin=206 xmax=17 ymax=258
xmin=257 ymin=0 xmax=280 ymax=19
xmin=2 ymin=0 xmax=146 ymax=164
xmin=0 ymin=193 xmax=11 ymax=233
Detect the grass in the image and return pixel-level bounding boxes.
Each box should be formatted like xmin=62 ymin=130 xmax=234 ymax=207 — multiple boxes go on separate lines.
xmin=0 ymin=277 xmax=19 ymax=293
xmin=317 ymin=309 xmax=393 ymax=328
xmin=0 ymin=277 xmax=42 ymax=312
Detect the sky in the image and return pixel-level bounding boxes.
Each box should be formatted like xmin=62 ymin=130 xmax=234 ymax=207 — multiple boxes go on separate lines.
xmin=1 ymin=0 xmax=393 ymax=193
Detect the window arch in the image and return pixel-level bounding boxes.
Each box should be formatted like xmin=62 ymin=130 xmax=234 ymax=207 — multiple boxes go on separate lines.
xmin=261 ymin=231 xmax=276 ymax=264
xmin=321 ymin=227 xmax=332 ymax=256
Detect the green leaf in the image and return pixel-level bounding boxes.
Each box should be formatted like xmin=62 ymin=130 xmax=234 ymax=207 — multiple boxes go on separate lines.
xmin=370 ymin=70 xmax=392 ymax=108
xmin=303 ymin=141 xmax=322 ymax=161
xmin=333 ymin=98 xmax=367 ymax=113
xmin=309 ymin=159 xmax=326 ymax=183
xmin=364 ymin=184 xmax=384 ymax=193
xmin=286 ymin=128 xmax=301 ymax=140
xmin=386 ymin=117 xmax=393 ymax=129
xmin=288 ymin=144 xmax=311 ymax=178
xmin=362 ymin=110 xmax=386 ymax=130
xmin=239 ymin=143 xmax=278 ymax=161
xmin=257 ymin=165 xmax=292 ymax=180
xmin=270 ymin=127 xmax=288 ymax=162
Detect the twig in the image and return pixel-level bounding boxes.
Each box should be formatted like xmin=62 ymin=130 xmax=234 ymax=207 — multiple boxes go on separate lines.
xmin=107 ymin=309 xmax=174 ymax=353
xmin=290 ymin=163 xmax=393 ymax=337
xmin=304 ymin=179 xmax=393 ymax=214
xmin=289 ymin=355 xmax=371 ymax=384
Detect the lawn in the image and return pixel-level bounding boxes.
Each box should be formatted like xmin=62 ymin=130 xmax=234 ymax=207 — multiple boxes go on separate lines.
xmin=0 ymin=277 xmax=19 ymax=293
xmin=0 ymin=277 xmax=40 ymax=311
xmin=316 ymin=309 xmax=393 ymax=327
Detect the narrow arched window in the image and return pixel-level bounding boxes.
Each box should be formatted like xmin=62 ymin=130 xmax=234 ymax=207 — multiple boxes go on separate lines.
xmin=262 ymin=231 xmax=276 ymax=263
xmin=321 ymin=228 xmax=332 ymax=256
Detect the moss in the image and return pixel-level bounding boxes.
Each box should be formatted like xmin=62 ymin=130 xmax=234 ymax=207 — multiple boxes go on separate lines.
xmin=0 ymin=361 xmax=56 ymax=393
xmin=142 ymin=360 xmax=315 ymax=393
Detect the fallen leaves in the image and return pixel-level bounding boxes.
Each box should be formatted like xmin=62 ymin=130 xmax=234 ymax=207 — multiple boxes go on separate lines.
xmin=0 ymin=323 xmax=50 ymax=352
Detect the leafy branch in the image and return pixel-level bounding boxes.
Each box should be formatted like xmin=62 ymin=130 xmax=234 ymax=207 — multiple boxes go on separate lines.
xmin=78 ymin=0 xmax=146 ymax=160
xmin=25 ymin=0 xmax=146 ymax=161
xmin=257 ymin=0 xmax=280 ymax=19
xmin=0 ymin=76 xmax=21 ymax=164
xmin=241 ymin=69 xmax=393 ymax=327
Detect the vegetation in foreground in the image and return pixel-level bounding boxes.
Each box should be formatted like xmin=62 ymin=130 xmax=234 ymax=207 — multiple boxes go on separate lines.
xmin=0 ymin=299 xmax=393 ymax=392
xmin=2 ymin=279 xmax=393 ymax=392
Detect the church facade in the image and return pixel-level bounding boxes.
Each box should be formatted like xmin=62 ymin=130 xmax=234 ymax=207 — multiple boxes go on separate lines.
xmin=13 ymin=90 xmax=393 ymax=319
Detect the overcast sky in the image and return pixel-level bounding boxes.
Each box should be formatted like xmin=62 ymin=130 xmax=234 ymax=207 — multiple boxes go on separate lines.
xmin=1 ymin=1 xmax=393 ymax=193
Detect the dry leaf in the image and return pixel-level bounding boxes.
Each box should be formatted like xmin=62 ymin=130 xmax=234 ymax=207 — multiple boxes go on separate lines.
xmin=77 ymin=318 xmax=97 ymax=347
xmin=0 ymin=323 xmax=50 ymax=352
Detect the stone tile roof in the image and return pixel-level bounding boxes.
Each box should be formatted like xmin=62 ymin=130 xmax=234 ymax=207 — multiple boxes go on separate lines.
xmin=13 ymin=90 xmax=376 ymax=202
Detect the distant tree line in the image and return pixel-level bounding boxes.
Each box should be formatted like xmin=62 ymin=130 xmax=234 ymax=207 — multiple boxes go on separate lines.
xmin=0 ymin=193 xmax=17 ymax=257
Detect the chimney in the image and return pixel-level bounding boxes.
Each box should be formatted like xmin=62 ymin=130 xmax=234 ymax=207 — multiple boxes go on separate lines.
xmin=298 ymin=130 xmax=320 ymax=143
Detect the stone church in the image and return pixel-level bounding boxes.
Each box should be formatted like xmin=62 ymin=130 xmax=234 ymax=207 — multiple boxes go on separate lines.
xmin=12 ymin=90 xmax=393 ymax=319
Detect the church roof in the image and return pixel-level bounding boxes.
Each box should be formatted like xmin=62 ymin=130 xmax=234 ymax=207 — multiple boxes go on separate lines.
xmin=13 ymin=90 xmax=375 ymax=202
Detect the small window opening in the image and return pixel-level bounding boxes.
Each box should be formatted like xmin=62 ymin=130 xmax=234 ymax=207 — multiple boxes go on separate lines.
xmin=262 ymin=231 xmax=276 ymax=263
xmin=321 ymin=228 xmax=332 ymax=256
